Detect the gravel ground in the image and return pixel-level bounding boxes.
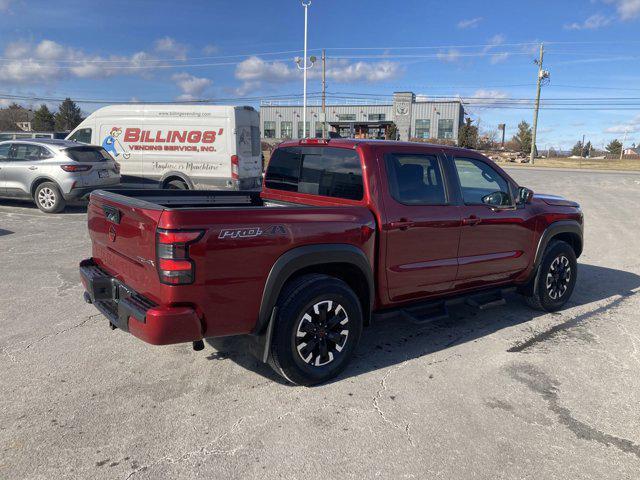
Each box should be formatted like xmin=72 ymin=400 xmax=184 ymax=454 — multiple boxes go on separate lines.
xmin=1 ymin=168 xmax=639 ymax=480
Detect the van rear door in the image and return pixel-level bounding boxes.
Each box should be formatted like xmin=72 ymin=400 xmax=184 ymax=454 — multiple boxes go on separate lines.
xmin=234 ymin=108 xmax=262 ymax=181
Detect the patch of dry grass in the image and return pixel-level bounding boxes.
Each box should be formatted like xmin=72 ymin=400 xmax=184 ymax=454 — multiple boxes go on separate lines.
xmin=494 ymin=157 xmax=640 ymax=171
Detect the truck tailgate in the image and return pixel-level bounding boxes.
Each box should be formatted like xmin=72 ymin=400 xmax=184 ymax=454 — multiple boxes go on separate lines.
xmin=87 ymin=192 xmax=164 ymax=302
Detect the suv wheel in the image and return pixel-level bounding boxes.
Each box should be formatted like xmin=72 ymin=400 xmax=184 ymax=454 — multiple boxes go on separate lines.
xmin=524 ymin=240 xmax=577 ymax=311
xmin=34 ymin=182 xmax=66 ymax=213
xmin=269 ymin=274 xmax=363 ymax=386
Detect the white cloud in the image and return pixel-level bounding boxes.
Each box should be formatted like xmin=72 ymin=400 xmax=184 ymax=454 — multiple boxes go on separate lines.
xmin=457 ymin=17 xmax=483 ymax=29
xmin=202 ymin=44 xmax=219 ymax=55
xmin=483 ymin=34 xmax=506 ymax=53
xmin=436 ymin=49 xmax=461 ymax=63
xmin=489 ymin=52 xmax=510 ymax=64
xmin=172 ymin=72 xmax=212 ymax=101
xmin=0 ymin=0 xmax=14 ymax=12
xmin=471 ymin=89 xmax=509 ymax=105
xmin=604 ymin=114 xmax=640 ymax=133
xmin=233 ymin=56 xmax=401 ymax=94
xmin=564 ymin=13 xmax=613 ymax=30
xmin=604 ymin=0 xmax=640 ymax=19
xmin=154 ymin=36 xmax=188 ymax=60
xmin=0 ymin=38 xmax=191 ymax=84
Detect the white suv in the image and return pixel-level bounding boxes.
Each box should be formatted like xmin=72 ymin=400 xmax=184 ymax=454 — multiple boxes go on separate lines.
xmin=0 ymin=139 xmax=120 ymax=213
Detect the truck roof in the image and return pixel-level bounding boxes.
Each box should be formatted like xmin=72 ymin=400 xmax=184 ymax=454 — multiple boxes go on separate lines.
xmin=278 ymin=138 xmax=471 ymax=154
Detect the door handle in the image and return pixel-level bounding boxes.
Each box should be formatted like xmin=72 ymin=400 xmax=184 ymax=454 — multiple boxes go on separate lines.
xmin=388 ymin=219 xmax=415 ymax=231
xmin=28 ymin=166 xmax=38 ymax=170
xmin=462 ymin=215 xmax=481 ymax=226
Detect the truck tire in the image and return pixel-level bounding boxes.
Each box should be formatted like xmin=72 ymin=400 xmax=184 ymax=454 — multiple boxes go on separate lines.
xmin=34 ymin=182 xmax=66 ymax=213
xmin=523 ymin=240 xmax=577 ymax=312
xmin=269 ymin=274 xmax=363 ymax=386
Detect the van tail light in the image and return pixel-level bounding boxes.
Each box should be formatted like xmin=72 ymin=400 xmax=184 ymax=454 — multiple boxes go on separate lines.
xmin=114 ymin=162 xmax=121 ymax=174
xmin=231 ymin=155 xmax=239 ymax=180
xmin=60 ymin=164 xmax=92 ymax=172
xmin=156 ymin=229 xmax=204 ymax=285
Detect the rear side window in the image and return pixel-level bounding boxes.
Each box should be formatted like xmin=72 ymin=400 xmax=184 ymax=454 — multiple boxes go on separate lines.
xmin=64 ymin=146 xmax=111 ymax=162
xmin=385 ymin=153 xmax=447 ymax=205
xmin=8 ymin=144 xmax=51 ymax=161
xmin=265 ymin=146 xmax=364 ymax=200
xmin=0 ymin=144 xmax=10 ymax=159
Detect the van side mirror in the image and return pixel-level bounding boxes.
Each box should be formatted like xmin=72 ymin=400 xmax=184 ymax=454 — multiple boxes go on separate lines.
xmin=517 ymin=186 xmax=534 ymax=205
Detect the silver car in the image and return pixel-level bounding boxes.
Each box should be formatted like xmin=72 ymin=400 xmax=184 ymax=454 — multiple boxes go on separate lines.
xmin=0 ymin=139 xmax=120 ymax=213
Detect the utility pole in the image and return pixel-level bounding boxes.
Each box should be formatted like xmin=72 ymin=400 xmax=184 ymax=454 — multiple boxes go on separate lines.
xmin=530 ymin=43 xmax=548 ymax=165
xmin=620 ymin=128 xmax=628 ymax=160
xmin=321 ymin=49 xmax=327 ymax=139
xmin=295 ymin=1 xmax=315 ymax=138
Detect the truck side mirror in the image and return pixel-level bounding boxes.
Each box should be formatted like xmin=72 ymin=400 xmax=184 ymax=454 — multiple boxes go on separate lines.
xmin=517 ymin=186 xmax=534 ymax=205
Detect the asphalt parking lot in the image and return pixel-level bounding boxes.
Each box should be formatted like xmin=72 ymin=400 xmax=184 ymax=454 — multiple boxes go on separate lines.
xmin=1 ymin=168 xmax=640 ymax=480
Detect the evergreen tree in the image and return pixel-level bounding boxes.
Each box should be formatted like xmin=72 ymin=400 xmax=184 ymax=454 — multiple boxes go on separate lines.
xmin=512 ymin=121 xmax=532 ymax=154
xmin=54 ymin=98 xmax=83 ymax=131
xmin=458 ymin=117 xmax=479 ymax=149
xmin=571 ymin=141 xmax=584 ymax=156
xmin=606 ymin=139 xmax=622 ymax=155
xmin=32 ymin=104 xmax=55 ymax=131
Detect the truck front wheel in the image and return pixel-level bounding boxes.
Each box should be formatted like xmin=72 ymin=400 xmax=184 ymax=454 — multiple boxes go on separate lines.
xmin=269 ymin=274 xmax=363 ymax=386
xmin=523 ymin=240 xmax=577 ymax=311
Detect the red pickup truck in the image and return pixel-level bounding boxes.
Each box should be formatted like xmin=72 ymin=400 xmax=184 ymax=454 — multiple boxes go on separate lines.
xmin=80 ymin=139 xmax=583 ymax=385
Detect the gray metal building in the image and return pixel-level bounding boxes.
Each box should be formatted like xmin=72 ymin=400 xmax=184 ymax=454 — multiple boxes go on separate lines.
xmin=259 ymin=92 xmax=465 ymax=143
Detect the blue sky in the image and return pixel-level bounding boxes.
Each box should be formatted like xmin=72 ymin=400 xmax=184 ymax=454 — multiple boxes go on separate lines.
xmin=1 ymin=0 xmax=639 ymax=149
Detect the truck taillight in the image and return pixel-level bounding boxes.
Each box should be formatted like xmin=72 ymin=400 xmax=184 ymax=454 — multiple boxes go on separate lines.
xmin=156 ymin=229 xmax=204 ymax=285
xmin=231 ymin=155 xmax=239 ymax=180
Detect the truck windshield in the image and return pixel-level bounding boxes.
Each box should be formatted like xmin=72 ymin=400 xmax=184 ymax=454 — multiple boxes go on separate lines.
xmin=265 ymin=146 xmax=363 ymax=200
xmin=64 ymin=146 xmax=111 ymax=162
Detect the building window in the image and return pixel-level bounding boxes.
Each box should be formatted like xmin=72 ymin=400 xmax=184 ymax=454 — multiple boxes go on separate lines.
xmin=315 ymin=122 xmax=324 ymax=138
xmin=368 ymin=113 xmax=386 ymax=121
xmin=415 ymin=119 xmax=431 ymax=139
xmin=263 ymin=121 xmax=276 ymax=138
xmin=297 ymin=121 xmax=310 ymax=138
xmin=280 ymin=121 xmax=293 ymax=139
xmin=437 ymin=119 xmax=454 ymax=140
xmin=337 ymin=114 xmax=356 ymax=121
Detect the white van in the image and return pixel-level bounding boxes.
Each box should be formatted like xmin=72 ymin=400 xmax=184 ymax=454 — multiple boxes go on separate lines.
xmin=66 ymin=104 xmax=262 ymax=190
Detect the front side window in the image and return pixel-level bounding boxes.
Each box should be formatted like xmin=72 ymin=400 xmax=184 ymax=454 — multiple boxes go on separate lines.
xmin=297 ymin=121 xmax=310 ymax=139
xmin=265 ymin=147 xmax=363 ymax=200
xmin=415 ymin=119 xmax=431 ymax=139
xmin=437 ymin=119 xmax=454 ymax=140
xmin=280 ymin=121 xmax=293 ymax=139
xmin=385 ymin=153 xmax=446 ymax=205
xmin=263 ymin=121 xmax=276 ymax=139
xmin=68 ymin=128 xmax=92 ymax=144
xmin=454 ymin=157 xmax=512 ymax=206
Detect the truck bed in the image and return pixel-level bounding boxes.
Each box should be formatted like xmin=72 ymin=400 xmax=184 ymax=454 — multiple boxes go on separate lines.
xmin=91 ymin=189 xmax=290 ymax=210
xmin=85 ymin=188 xmax=377 ymax=339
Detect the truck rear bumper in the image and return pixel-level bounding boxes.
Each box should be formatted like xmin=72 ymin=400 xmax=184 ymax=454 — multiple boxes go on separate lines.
xmin=79 ymin=258 xmax=203 ymax=345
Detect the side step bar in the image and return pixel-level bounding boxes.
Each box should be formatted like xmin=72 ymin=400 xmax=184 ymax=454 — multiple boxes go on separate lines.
xmin=373 ymin=287 xmax=515 ymax=325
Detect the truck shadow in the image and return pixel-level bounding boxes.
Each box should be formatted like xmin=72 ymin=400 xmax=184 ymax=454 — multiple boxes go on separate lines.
xmin=205 ymin=263 xmax=640 ymax=386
